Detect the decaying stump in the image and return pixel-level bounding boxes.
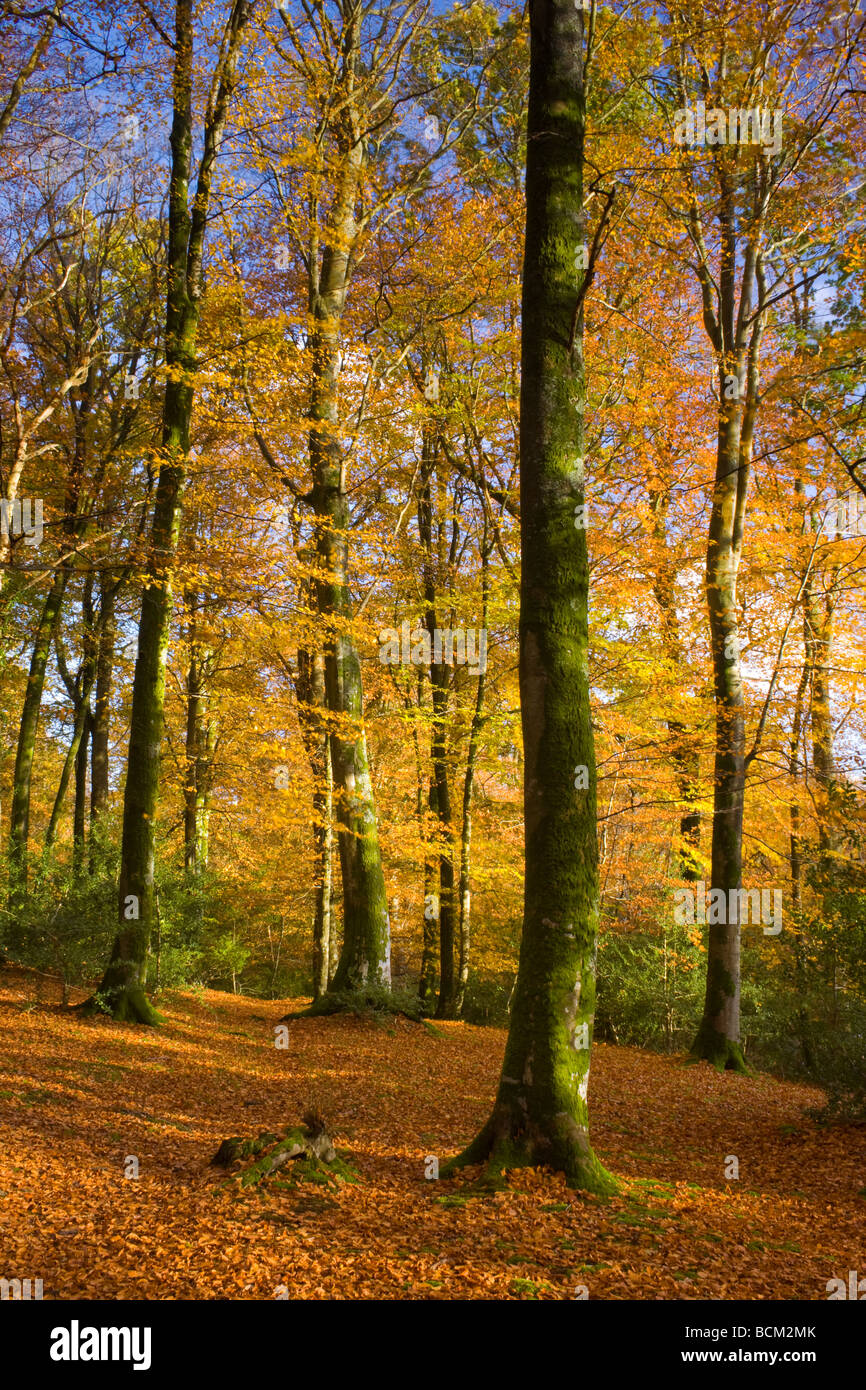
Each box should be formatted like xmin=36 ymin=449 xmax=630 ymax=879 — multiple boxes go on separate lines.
xmin=211 ymin=1110 xmax=354 ymax=1189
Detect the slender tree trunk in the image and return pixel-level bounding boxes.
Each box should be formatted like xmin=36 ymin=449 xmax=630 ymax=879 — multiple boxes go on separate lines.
xmin=446 ymin=0 xmax=614 ymax=1193
xmin=455 ymin=541 xmax=490 ymax=1017
xmin=183 ymin=598 xmax=214 ymax=878
xmin=651 ymin=490 xmax=701 ymax=879
xmin=44 ymin=674 xmax=94 ymax=851
xmin=8 ymin=567 xmax=69 ymax=885
xmin=73 ymin=710 xmax=90 ymax=870
xmin=417 ymin=454 xmax=457 ymax=1018
xmin=312 ymin=736 xmax=333 ymax=999
xmin=46 ymin=578 xmax=100 ymax=855
xmin=90 ymin=576 xmax=116 ymax=828
xmin=307 ymin=81 xmax=390 ymax=995
xmin=689 ymin=230 xmax=766 ymax=1072
xmin=690 ymin=419 xmax=748 ymax=1069
xmin=414 ymin=669 xmax=438 ymax=1010
xmin=296 ymin=641 xmax=333 ymax=1001
xmin=804 ymin=575 xmax=836 ymax=855
xmin=788 ymin=655 xmax=813 ymax=1070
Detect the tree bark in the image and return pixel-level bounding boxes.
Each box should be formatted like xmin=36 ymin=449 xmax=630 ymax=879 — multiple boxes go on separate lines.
xmin=183 ymin=595 xmax=215 ymax=878
xmin=650 ymin=485 xmax=701 ymax=879
xmin=687 ymin=162 xmax=767 ymax=1071
xmin=306 ymin=17 xmax=390 ymax=995
xmin=90 ymin=575 xmax=116 ymax=827
xmin=454 ymin=542 xmax=490 ymax=1017
xmin=84 ymin=0 xmax=251 ymax=1022
xmin=8 ymin=566 xmax=69 ymax=886
xmin=73 ymin=710 xmax=90 ymax=870
xmin=295 ymin=641 xmax=333 ymax=1001
xmin=445 ymin=0 xmax=614 ymax=1193
xmin=417 ymin=449 xmax=457 ymax=1018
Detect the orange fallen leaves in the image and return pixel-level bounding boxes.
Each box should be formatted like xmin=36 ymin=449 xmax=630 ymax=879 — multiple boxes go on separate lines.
xmin=0 ymin=964 xmax=863 ymax=1300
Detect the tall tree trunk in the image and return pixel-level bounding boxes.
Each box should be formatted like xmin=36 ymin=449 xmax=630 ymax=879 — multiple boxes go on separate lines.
xmin=8 ymin=566 xmax=69 ymax=886
xmin=688 ymin=213 xmax=766 ymax=1072
xmin=454 ymin=543 xmax=490 ymax=1018
xmin=415 ymin=669 xmax=438 ymax=1010
xmin=417 ymin=451 xmax=457 ymax=1018
xmin=183 ymin=597 xmax=214 ymax=878
xmin=651 ymin=485 xmax=701 ymax=879
xmin=90 ymin=575 xmax=116 ymax=828
xmin=83 ymin=0 xmax=251 ymax=1022
xmin=311 ymin=736 xmax=333 ymax=999
xmin=307 ymin=54 xmax=390 ymax=995
xmin=690 ymin=411 xmax=749 ymax=1069
xmin=46 ymin=577 xmax=99 ymax=856
xmin=788 ymin=655 xmax=813 ymax=1070
xmin=296 ymin=642 xmax=333 ymax=1002
xmin=44 ymin=673 xmax=94 ymax=851
xmin=73 ymin=710 xmax=90 ymax=870
xmin=804 ymin=573 xmax=836 ymax=855
xmin=446 ymin=0 xmax=614 ymax=1193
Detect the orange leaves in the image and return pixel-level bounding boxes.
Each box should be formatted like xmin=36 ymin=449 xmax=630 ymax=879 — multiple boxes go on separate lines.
xmin=1 ymin=967 xmax=863 ymax=1300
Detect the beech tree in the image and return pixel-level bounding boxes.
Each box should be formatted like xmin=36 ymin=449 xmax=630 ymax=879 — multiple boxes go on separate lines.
xmin=446 ymin=0 xmax=615 ymax=1192
xmin=84 ymin=0 xmax=252 ymax=1022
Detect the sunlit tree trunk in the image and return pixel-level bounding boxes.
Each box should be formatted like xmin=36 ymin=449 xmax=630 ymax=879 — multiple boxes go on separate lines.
xmin=296 ymin=642 xmax=333 ymax=1001
xmin=306 ymin=21 xmax=390 ymax=995
xmin=446 ymin=0 xmax=614 ymax=1192
xmin=84 ymin=0 xmax=252 ymax=1022
xmin=455 ymin=542 xmax=490 ymax=1018
xmin=8 ymin=567 xmax=69 ymax=886
xmin=684 ymin=151 xmax=767 ymax=1072
xmin=183 ymin=596 xmax=215 ymax=879
xmin=417 ymin=450 xmax=456 ymax=1017
xmin=90 ymin=576 xmax=116 ymax=826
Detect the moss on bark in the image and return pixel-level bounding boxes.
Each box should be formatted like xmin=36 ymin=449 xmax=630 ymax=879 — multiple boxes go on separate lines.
xmin=445 ymin=0 xmax=615 ymax=1196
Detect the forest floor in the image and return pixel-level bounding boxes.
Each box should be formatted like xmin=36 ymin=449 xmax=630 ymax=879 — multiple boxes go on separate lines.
xmin=0 ymin=964 xmax=863 ymax=1300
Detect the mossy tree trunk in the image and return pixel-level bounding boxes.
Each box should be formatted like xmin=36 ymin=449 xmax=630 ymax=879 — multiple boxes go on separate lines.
xmin=73 ymin=710 xmax=90 ymax=870
xmin=446 ymin=0 xmax=614 ymax=1193
xmin=803 ymin=564 xmax=837 ymax=856
xmin=295 ymin=641 xmax=333 ymax=1001
xmin=650 ymin=484 xmax=701 ymax=879
xmin=90 ymin=572 xmax=116 ymax=828
xmin=681 ymin=91 xmax=769 ymax=1072
xmin=46 ymin=574 xmax=100 ymax=856
xmin=45 ymin=666 xmax=95 ymax=853
xmin=183 ymin=592 xmax=215 ymax=878
xmin=417 ymin=445 xmax=457 ymax=1018
xmin=415 ymin=668 xmax=438 ymax=1011
xmin=311 ymin=734 xmax=333 ymax=998
xmin=8 ymin=565 xmax=69 ymax=888
xmin=454 ymin=537 xmax=490 ymax=1018
xmin=306 ymin=14 xmax=390 ymax=995
xmin=84 ymin=0 xmax=252 ymax=1023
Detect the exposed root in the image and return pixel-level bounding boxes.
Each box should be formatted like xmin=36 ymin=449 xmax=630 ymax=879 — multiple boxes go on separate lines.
xmin=74 ymin=986 xmax=164 ymax=1026
xmin=441 ymin=1112 xmax=618 ymax=1196
xmin=688 ymin=1026 xmax=750 ymax=1074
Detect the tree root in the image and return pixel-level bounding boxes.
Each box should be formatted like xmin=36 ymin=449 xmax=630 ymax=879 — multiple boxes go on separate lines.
xmin=73 ymin=986 xmax=164 ymax=1025
xmin=279 ymin=986 xmax=424 ymax=1025
xmin=687 ymin=1026 xmax=750 ymax=1074
xmin=441 ymin=1111 xmax=618 ymax=1196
